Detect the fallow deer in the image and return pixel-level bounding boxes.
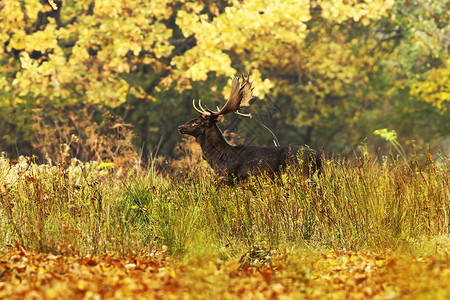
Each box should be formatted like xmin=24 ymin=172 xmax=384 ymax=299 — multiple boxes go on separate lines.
xmin=178 ymin=75 xmax=321 ymax=181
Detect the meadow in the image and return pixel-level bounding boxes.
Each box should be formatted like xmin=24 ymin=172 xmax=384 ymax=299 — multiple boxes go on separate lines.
xmin=1 ymin=0 xmax=448 ymax=297
xmin=0 ymin=149 xmax=449 ymax=298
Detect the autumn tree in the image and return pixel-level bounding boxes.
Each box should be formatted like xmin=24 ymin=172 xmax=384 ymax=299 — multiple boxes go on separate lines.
xmin=0 ymin=0 xmax=448 ymax=158
xmin=171 ymin=0 xmax=448 ymax=151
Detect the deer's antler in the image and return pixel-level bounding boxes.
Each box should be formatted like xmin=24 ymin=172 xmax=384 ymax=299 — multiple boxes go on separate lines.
xmin=192 ymin=74 xmax=254 ymax=118
xmin=217 ymin=74 xmax=253 ymax=118
xmin=192 ymin=99 xmax=212 ymax=116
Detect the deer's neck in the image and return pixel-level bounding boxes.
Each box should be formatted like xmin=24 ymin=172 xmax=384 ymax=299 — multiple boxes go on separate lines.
xmin=197 ymin=125 xmax=234 ymax=172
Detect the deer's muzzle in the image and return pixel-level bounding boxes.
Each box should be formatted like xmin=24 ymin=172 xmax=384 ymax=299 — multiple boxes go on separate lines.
xmin=178 ymin=125 xmax=187 ymax=134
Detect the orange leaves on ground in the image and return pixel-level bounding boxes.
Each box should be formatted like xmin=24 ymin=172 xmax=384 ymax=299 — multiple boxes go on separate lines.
xmin=0 ymin=247 xmax=174 ymax=299
xmin=1 ymin=249 xmax=449 ymax=299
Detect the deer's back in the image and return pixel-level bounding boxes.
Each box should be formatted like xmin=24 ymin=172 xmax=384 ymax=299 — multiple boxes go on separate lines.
xmin=231 ymin=144 xmax=320 ymax=179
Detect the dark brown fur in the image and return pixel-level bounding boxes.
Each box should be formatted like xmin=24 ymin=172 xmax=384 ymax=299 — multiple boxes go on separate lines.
xmin=178 ymin=115 xmax=321 ymax=180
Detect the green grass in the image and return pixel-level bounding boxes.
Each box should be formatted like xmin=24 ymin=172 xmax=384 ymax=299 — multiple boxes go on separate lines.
xmin=0 ymin=153 xmax=448 ymax=258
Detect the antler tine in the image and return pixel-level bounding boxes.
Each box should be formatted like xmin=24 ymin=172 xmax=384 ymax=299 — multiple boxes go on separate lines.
xmin=192 ymin=74 xmax=253 ymax=118
xmin=234 ymin=74 xmax=253 ymax=118
xmin=192 ymin=99 xmax=211 ymax=116
xmin=216 ymin=74 xmax=252 ymax=116
xmin=198 ymin=100 xmax=215 ymax=114
xmin=235 ymin=111 xmax=252 ymax=118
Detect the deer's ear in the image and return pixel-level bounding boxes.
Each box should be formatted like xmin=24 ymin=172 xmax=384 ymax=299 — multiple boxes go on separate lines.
xmin=207 ymin=115 xmax=220 ymax=123
xmin=217 ymin=115 xmax=225 ymax=122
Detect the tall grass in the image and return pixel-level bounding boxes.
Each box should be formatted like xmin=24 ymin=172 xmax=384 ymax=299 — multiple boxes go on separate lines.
xmin=0 ymin=152 xmax=448 ymax=257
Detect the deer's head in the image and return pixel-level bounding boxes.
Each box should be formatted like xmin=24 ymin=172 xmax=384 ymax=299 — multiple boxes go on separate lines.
xmin=178 ymin=74 xmax=254 ymax=138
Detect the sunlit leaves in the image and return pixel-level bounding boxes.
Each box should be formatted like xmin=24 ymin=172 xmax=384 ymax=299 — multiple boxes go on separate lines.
xmin=0 ymin=0 xmax=448 ymax=153
xmin=410 ymin=60 xmax=449 ymax=111
xmin=9 ymin=21 xmax=59 ymax=53
xmin=173 ymin=0 xmax=311 ymax=96
xmin=318 ymin=0 xmax=394 ymax=24
xmin=383 ymin=0 xmax=449 ymax=112
xmin=1 ymin=0 xmax=174 ymax=107
xmin=0 ymin=250 xmax=448 ymax=298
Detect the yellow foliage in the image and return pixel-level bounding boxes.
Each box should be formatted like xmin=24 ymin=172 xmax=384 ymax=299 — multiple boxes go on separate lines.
xmin=319 ymin=0 xmax=394 ymax=23
xmin=1 ymin=0 xmax=174 ymax=107
xmin=0 ymin=250 xmax=448 ymax=299
xmin=0 ymin=0 xmax=446 ymax=132
xmin=410 ymin=58 xmax=450 ymax=111
xmin=174 ymin=0 xmax=311 ymax=86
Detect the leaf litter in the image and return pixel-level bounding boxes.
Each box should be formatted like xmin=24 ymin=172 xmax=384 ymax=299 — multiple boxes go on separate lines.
xmin=0 ymin=245 xmax=448 ymax=299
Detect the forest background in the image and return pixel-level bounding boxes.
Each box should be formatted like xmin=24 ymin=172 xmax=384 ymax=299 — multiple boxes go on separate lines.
xmin=0 ymin=2 xmax=449 ymax=298
xmin=0 ymin=0 xmax=448 ymax=162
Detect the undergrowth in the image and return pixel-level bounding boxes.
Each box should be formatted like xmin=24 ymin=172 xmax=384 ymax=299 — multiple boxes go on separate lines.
xmin=0 ymin=151 xmax=448 ymax=258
